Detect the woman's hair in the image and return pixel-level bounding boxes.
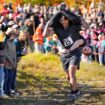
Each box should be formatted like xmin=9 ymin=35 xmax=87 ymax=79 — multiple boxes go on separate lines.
xmin=49 ymin=10 xmax=81 ymax=29
xmin=61 ymin=10 xmax=81 ymax=25
xmin=19 ymin=31 xmax=26 ymax=40
xmin=51 ymin=13 xmax=72 ymax=29
xmin=60 ymin=15 xmax=68 ymax=20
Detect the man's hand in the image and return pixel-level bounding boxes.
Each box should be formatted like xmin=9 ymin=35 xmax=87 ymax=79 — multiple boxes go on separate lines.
xmin=61 ymin=49 xmax=70 ymax=54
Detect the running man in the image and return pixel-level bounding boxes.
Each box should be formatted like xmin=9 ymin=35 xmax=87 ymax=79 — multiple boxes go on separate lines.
xmin=43 ymin=10 xmax=89 ymax=101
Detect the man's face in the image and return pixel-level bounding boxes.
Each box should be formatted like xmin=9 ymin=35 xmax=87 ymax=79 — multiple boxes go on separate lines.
xmin=60 ymin=16 xmax=69 ymax=28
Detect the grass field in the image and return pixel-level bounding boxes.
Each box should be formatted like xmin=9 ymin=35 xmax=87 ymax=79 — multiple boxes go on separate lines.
xmin=0 ymin=53 xmax=105 ymax=105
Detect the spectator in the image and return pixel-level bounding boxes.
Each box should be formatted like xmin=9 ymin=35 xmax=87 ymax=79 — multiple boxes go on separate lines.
xmin=44 ymin=37 xmax=53 ymax=53
xmin=33 ymin=15 xmax=44 ymax=53
xmin=1 ymin=4 xmax=9 ymax=16
xmin=23 ymin=19 xmax=34 ymax=52
xmin=0 ymin=30 xmax=5 ymax=98
xmin=4 ymin=28 xmax=17 ymax=96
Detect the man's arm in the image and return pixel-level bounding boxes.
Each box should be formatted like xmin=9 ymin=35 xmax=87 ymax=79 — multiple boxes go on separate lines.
xmin=58 ymin=39 xmax=84 ymax=54
xmin=69 ymin=39 xmax=84 ymax=51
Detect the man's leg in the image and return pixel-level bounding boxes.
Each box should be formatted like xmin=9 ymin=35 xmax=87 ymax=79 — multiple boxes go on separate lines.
xmin=11 ymin=69 xmax=17 ymax=91
xmin=61 ymin=54 xmax=81 ymax=101
xmin=68 ymin=65 xmax=77 ymax=91
xmin=0 ymin=66 xmax=4 ymax=97
xmin=65 ymin=71 xmax=70 ymax=81
xmin=68 ymin=65 xmax=81 ymax=101
xmin=65 ymin=65 xmax=78 ymax=90
xmin=4 ymin=68 xmax=10 ymax=95
xmin=7 ymin=69 xmax=14 ymax=96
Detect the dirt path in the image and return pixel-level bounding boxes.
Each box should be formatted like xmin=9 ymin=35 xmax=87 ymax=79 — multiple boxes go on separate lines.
xmin=0 ymin=79 xmax=105 ymax=105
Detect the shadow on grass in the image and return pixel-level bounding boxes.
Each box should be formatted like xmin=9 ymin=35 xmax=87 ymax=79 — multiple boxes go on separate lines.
xmin=17 ymin=71 xmax=68 ymax=92
xmin=1 ymin=71 xmax=105 ymax=105
xmin=0 ymin=98 xmax=62 ymax=105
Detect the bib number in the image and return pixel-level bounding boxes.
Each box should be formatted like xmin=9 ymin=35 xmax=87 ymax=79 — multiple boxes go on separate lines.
xmin=63 ymin=36 xmax=73 ymax=47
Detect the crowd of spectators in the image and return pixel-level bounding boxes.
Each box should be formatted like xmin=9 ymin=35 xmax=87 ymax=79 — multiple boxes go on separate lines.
xmin=0 ymin=2 xmax=105 ymax=98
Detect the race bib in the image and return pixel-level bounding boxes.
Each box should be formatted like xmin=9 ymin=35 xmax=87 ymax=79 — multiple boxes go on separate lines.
xmin=63 ymin=36 xmax=73 ymax=47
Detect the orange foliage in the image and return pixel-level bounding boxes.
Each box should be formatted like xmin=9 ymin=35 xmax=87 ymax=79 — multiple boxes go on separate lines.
xmin=0 ymin=0 xmax=23 ymax=12
xmin=65 ymin=0 xmax=102 ymax=8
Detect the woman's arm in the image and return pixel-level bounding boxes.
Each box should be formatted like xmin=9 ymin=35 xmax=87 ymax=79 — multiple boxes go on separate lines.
xmin=43 ymin=11 xmax=62 ymax=38
xmin=43 ymin=21 xmax=54 ymax=37
xmin=80 ymin=17 xmax=89 ymax=30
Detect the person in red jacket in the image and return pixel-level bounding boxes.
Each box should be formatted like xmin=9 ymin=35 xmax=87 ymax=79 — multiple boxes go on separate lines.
xmin=1 ymin=4 xmax=9 ymax=16
xmin=33 ymin=15 xmax=44 ymax=53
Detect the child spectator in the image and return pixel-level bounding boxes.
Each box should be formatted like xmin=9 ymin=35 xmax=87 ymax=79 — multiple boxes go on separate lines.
xmin=52 ymin=34 xmax=58 ymax=54
xmin=44 ymin=37 xmax=53 ymax=53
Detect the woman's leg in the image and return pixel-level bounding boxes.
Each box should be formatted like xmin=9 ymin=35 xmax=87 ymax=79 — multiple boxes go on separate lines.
xmin=35 ymin=43 xmax=40 ymax=53
xmin=99 ymin=53 xmax=103 ymax=65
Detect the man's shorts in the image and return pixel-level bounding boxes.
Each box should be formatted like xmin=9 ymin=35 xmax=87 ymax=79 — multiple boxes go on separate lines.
xmin=60 ymin=55 xmax=81 ymax=71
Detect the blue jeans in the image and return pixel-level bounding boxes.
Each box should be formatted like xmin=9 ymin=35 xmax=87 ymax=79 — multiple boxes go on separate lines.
xmin=3 ymin=68 xmax=17 ymax=95
xmin=28 ymin=39 xmax=35 ymax=52
xmin=99 ymin=54 xmax=103 ymax=65
xmin=11 ymin=69 xmax=17 ymax=90
xmin=0 ymin=66 xmax=4 ymax=96
xmin=98 ymin=46 xmax=105 ymax=65
xmin=99 ymin=54 xmax=105 ymax=65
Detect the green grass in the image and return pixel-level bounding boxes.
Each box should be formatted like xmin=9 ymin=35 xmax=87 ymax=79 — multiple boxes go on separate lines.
xmin=1 ymin=53 xmax=105 ymax=105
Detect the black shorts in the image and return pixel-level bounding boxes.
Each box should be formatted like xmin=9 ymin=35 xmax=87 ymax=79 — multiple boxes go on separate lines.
xmin=60 ymin=55 xmax=81 ymax=71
